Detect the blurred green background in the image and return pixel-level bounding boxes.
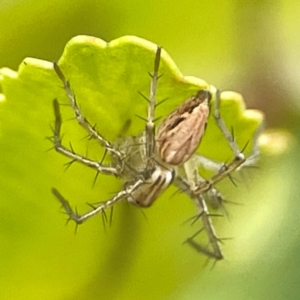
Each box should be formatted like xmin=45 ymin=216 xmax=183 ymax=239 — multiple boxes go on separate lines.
xmin=0 ymin=0 xmax=299 ymax=299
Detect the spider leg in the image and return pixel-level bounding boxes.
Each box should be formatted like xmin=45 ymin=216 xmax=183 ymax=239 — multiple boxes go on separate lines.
xmin=52 ymin=178 xmax=144 ymax=224
xmin=144 ymin=46 xmax=162 ymax=170
xmin=175 ymin=103 xmax=263 ymax=259
xmin=194 ymin=107 xmax=264 ymax=194
xmin=53 ymin=62 xmax=123 ymax=164
xmin=175 ymin=176 xmax=223 ymax=260
xmin=193 ymin=155 xmax=226 ymax=173
xmin=213 ymin=89 xmax=241 ymax=157
xmin=52 ymin=99 xmax=120 ymax=175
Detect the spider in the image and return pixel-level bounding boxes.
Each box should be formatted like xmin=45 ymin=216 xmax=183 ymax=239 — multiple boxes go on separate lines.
xmin=51 ymin=46 xmax=262 ymax=260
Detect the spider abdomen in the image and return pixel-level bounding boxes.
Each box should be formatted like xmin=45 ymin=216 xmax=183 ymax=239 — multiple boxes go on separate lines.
xmin=156 ymin=90 xmax=211 ymax=166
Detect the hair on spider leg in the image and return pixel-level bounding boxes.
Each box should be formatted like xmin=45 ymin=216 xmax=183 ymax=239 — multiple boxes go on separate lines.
xmin=100 ymin=211 xmax=107 ymax=232
xmin=73 ymin=207 xmax=80 ymax=234
xmin=45 ymin=124 xmax=56 ymax=142
xmin=191 ymin=212 xmax=224 ymax=226
xmin=63 ymin=159 xmax=76 ymax=171
xmin=58 ymin=202 xmax=80 ymax=234
xmin=78 ymin=131 xmax=95 ymax=143
xmin=216 ymin=236 xmax=234 ymax=244
xmin=73 ymin=124 xmax=101 ymax=144
xmin=137 ymin=91 xmax=167 ymax=111
xmin=227 ymin=172 xmax=238 ymax=187
xmin=148 ymin=70 xmax=164 ymax=80
xmin=138 ymin=91 xmax=151 ymax=103
xmin=187 ymin=212 xmax=225 ymax=229
xmin=135 ymin=114 xmax=163 ymax=126
xmin=208 ymin=257 xmax=219 ymax=270
xmin=108 ymin=206 xmax=114 ymax=226
xmin=153 ymin=116 xmax=162 ymax=123
xmin=155 ymin=97 xmax=169 ymax=108
xmin=91 ymin=149 xmax=110 ymax=188
xmin=45 ymin=145 xmax=55 ymax=152
xmin=183 ymin=227 xmax=205 ymax=242
xmin=240 ymin=139 xmax=250 ymax=154
xmin=85 ymin=204 xmax=109 ymax=232
xmin=68 ymin=141 xmax=75 ymax=154
xmin=183 ymin=229 xmax=224 ymax=261
xmin=135 ymin=114 xmax=148 ymax=123
xmin=92 ymin=170 xmax=101 ymax=188
xmin=181 ymin=212 xmax=204 ymax=227
xmin=45 ymin=130 xmax=56 ymax=151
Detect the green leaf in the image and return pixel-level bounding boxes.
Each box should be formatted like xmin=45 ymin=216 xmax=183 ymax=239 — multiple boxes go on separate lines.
xmin=0 ymin=35 xmax=263 ymax=300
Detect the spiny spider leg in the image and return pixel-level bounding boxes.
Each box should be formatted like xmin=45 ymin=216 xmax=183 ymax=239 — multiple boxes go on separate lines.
xmin=194 ymin=120 xmax=264 ymax=194
xmin=190 ymin=89 xmax=247 ymax=193
xmin=213 ymin=89 xmax=241 ymax=157
xmin=52 ymin=178 xmax=144 ymax=224
xmin=174 ymin=177 xmax=223 ymax=260
xmin=176 ymin=118 xmax=263 ymax=259
xmin=145 ymin=46 xmax=162 ymax=171
xmin=53 ymin=62 xmax=123 ymax=163
xmin=52 ymin=99 xmax=119 ymax=175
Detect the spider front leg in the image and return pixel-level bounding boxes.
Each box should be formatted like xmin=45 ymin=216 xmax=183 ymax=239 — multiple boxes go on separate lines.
xmin=52 ymin=99 xmax=120 ymax=176
xmin=53 ymin=62 xmax=124 ymax=164
xmin=142 ymin=46 xmax=161 ymax=172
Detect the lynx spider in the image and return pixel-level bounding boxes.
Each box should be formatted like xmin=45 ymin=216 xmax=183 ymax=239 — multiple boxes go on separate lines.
xmin=51 ymin=46 xmax=261 ymax=260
